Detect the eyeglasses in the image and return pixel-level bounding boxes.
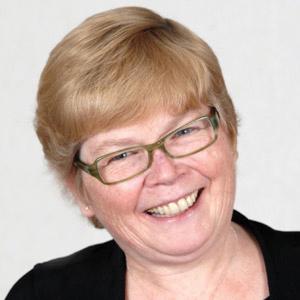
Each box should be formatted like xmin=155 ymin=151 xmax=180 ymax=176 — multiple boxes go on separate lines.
xmin=74 ymin=107 xmax=219 ymax=185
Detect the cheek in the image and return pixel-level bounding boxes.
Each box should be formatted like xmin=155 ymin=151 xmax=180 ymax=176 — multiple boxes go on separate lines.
xmin=207 ymin=132 xmax=236 ymax=177
xmin=206 ymin=136 xmax=237 ymax=210
xmin=210 ymin=148 xmax=236 ymax=178
xmin=187 ymin=145 xmax=235 ymax=181
xmin=82 ymin=174 xmax=143 ymax=221
xmin=187 ymin=132 xmax=237 ymax=203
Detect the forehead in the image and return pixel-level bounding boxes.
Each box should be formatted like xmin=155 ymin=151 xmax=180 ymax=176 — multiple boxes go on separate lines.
xmin=80 ymin=107 xmax=209 ymax=157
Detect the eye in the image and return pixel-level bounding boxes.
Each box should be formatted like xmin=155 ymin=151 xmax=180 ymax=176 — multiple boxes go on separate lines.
xmin=110 ymin=151 xmax=131 ymax=162
xmin=173 ymin=127 xmax=197 ymax=138
xmin=107 ymin=149 xmax=141 ymax=164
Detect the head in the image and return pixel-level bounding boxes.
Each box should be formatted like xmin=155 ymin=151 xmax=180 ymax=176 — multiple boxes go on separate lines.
xmin=35 ymin=6 xmax=238 ymax=242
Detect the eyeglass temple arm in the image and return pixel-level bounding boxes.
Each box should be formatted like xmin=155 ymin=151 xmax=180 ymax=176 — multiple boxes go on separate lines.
xmin=74 ymin=152 xmax=93 ymax=174
xmin=210 ymin=107 xmax=220 ymax=130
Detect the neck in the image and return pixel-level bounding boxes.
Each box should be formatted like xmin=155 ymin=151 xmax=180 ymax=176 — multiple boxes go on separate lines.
xmin=125 ymin=224 xmax=238 ymax=300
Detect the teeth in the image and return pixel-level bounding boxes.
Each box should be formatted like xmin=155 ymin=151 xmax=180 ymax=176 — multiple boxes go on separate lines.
xmin=163 ymin=205 xmax=170 ymax=215
xmin=168 ymin=202 xmax=180 ymax=215
xmin=146 ymin=190 xmax=199 ymax=217
xmin=177 ymin=198 xmax=188 ymax=211
xmin=186 ymin=195 xmax=193 ymax=206
xmin=158 ymin=206 xmax=164 ymax=215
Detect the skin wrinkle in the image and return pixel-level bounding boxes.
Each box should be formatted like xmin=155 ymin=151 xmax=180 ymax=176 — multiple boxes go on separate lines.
xmin=125 ymin=226 xmax=238 ymax=299
xmin=75 ymin=107 xmax=262 ymax=299
xmin=74 ymin=108 xmax=269 ymax=299
xmin=33 ymin=7 xmax=272 ymax=299
xmin=36 ymin=7 xmax=238 ymax=198
xmin=81 ymin=107 xmax=209 ymax=163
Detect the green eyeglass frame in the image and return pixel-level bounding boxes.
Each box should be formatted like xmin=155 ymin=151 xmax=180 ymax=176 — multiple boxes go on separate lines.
xmin=74 ymin=107 xmax=219 ymax=185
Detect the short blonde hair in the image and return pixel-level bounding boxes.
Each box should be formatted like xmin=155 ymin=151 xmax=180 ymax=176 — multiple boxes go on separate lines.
xmin=36 ymin=6 xmax=237 ymax=204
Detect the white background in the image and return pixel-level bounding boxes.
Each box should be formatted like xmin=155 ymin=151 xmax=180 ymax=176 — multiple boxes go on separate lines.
xmin=1 ymin=0 xmax=300 ymax=298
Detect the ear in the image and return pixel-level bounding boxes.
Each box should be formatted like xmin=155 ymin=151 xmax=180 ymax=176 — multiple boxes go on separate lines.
xmin=65 ymin=174 xmax=95 ymax=218
xmin=78 ymin=202 xmax=95 ymax=218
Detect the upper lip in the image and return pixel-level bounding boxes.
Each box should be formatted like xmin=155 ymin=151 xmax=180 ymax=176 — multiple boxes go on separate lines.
xmin=143 ymin=188 xmax=202 ymax=212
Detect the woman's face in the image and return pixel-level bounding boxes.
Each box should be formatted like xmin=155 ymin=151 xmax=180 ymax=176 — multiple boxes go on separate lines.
xmin=77 ymin=107 xmax=237 ymax=264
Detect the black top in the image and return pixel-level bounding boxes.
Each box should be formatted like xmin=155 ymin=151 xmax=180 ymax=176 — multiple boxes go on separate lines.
xmin=6 ymin=211 xmax=300 ymax=300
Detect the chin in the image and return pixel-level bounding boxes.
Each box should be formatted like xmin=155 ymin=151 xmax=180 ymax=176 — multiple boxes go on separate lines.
xmin=133 ymin=188 xmax=221 ymax=261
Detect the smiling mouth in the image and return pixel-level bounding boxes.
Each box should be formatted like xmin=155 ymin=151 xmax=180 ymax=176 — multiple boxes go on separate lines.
xmin=145 ymin=189 xmax=202 ymax=218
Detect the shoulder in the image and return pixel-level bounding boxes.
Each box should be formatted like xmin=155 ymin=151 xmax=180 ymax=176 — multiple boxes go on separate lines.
xmin=233 ymin=210 xmax=300 ymax=299
xmin=6 ymin=240 xmax=126 ymax=300
xmin=233 ymin=210 xmax=300 ymax=259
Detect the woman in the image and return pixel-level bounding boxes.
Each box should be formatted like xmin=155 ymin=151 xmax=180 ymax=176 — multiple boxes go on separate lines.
xmin=6 ymin=6 xmax=300 ymax=300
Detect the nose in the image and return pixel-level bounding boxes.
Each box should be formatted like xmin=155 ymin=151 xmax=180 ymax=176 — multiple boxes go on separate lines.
xmin=144 ymin=148 xmax=178 ymax=186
